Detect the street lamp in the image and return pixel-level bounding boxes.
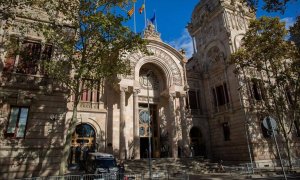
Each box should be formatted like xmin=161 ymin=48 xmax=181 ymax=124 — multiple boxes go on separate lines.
xmin=146 ymin=70 xmax=152 ymax=179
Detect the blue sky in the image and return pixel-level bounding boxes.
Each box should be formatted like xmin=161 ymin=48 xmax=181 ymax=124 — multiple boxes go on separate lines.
xmin=125 ymin=0 xmax=300 ymax=58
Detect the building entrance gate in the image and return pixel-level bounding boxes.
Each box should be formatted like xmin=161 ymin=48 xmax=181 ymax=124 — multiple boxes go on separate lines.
xmin=189 ymin=127 xmax=206 ymax=157
xmin=72 ymin=123 xmax=96 ymax=148
xmin=139 ymin=104 xmax=160 ymax=158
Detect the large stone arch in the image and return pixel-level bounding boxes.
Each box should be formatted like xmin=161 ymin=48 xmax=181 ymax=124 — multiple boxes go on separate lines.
xmin=135 ymin=56 xmax=173 ymax=88
xmin=73 ymin=113 xmax=106 ymax=151
xmin=127 ymin=44 xmax=185 ymax=88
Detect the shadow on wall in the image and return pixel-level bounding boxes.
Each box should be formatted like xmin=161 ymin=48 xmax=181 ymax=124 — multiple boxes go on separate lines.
xmin=0 ymin=77 xmax=68 ymax=179
xmin=248 ymin=112 xmax=286 ymax=167
xmin=103 ymin=82 xmax=119 ymax=158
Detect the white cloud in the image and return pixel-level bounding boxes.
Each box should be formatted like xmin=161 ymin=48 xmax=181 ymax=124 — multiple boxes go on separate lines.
xmin=281 ymin=17 xmax=296 ymax=29
xmin=168 ymin=29 xmax=194 ymax=58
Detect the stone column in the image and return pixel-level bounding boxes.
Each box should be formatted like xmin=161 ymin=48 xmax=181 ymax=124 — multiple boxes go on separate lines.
xmin=168 ymin=93 xmax=178 ymax=158
xmin=119 ymin=87 xmax=127 ymax=159
xmin=133 ymin=89 xmax=140 ymax=159
xmin=179 ymin=93 xmax=190 ymax=157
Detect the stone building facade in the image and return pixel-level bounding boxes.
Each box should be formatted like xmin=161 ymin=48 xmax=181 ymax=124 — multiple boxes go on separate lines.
xmin=1 ymin=0 xmax=300 ymax=179
xmin=187 ymin=0 xmax=300 ymax=167
xmin=0 ymin=8 xmax=190 ymax=178
xmin=67 ymin=22 xmax=190 ymax=161
xmin=0 ymin=6 xmax=69 ymax=179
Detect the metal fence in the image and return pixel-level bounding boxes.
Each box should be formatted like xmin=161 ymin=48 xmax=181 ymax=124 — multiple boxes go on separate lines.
xmin=18 ymin=172 xmax=189 ymax=180
xmin=142 ymin=171 xmax=188 ymax=180
xmin=18 ymin=173 xmax=142 ymax=180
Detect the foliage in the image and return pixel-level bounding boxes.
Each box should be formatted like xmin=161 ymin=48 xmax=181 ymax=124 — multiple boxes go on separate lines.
xmin=1 ymin=0 xmax=148 ymax=174
xmin=41 ymin=0 xmax=148 ymax=174
xmin=231 ymin=16 xmax=300 ymax=168
xmin=290 ymin=16 xmax=300 ymax=49
xmin=243 ymin=0 xmax=296 ymax=13
xmin=42 ymin=0 xmax=147 ymax=91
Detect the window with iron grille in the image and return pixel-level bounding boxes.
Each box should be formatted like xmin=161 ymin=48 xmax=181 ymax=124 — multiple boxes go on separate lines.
xmin=80 ymin=79 xmax=101 ymax=103
xmin=3 ymin=40 xmax=52 ymax=75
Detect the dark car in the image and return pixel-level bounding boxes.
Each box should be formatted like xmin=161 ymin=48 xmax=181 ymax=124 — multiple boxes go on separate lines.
xmin=85 ymin=152 xmax=119 ymax=178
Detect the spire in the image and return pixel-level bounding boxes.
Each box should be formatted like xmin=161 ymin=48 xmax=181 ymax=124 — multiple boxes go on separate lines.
xmin=143 ymin=21 xmax=161 ymax=41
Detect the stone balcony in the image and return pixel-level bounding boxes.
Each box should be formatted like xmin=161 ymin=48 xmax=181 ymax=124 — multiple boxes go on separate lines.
xmin=68 ymin=101 xmax=105 ymax=112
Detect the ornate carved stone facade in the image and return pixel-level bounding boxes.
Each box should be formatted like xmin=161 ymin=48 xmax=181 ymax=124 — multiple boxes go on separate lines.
xmin=187 ymin=0 xmax=300 ymax=168
xmin=1 ymin=1 xmax=299 ymax=179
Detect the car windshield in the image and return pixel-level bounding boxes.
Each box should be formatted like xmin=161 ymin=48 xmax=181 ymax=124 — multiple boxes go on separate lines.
xmin=94 ymin=159 xmax=116 ymax=168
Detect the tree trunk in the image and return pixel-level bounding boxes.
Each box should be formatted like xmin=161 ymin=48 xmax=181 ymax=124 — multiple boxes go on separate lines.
xmin=60 ymin=84 xmax=80 ymax=175
xmin=282 ymin=128 xmax=294 ymax=169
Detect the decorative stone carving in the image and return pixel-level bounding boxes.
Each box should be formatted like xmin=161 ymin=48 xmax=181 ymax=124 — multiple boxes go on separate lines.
xmin=139 ymin=68 xmax=159 ymax=90
xmin=138 ymin=96 xmax=160 ymax=103
xmin=207 ymin=46 xmax=224 ymax=66
xmin=127 ymin=46 xmax=183 ymax=86
xmin=143 ymin=22 xmax=161 ymax=41
xmin=237 ymin=13 xmax=244 ymax=30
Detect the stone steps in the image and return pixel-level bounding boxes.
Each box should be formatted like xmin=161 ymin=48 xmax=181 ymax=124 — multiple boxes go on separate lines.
xmin=124 ymin=157 xmax=213 ymax=175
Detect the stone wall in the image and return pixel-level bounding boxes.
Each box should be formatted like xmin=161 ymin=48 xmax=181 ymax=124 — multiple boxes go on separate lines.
xmin=0 ymin=76 xmax=67 ymax=179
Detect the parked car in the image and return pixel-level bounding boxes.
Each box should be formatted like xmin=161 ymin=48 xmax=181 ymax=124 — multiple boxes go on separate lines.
xmin=85 ymin=152 xmax=119 ymax=177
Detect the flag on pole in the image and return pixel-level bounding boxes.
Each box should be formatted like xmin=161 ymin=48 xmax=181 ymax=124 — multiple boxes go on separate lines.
xmin=127 ymin=6 xmax=134 ymax=17
xmin=150 ymin=12 xmax=156 ymax=24
xmin=139 ymin=4 xmax=145 ymax=14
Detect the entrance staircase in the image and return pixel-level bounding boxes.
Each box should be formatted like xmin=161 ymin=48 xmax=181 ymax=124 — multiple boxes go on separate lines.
xmin=124 ymin=157 xmax=215 ymax=175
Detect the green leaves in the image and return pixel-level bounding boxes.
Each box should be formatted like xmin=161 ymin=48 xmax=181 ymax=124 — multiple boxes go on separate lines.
xmin=40 ymin=0 xmax=147 ymax=89
xmin=243 ymin=0 xmax=294 ymax=13
xmin=231 ymin=17 xmax=299 ymax=164
xmin=231 ymin=16 xmax=299 ymax=169
xmin=290 ymin=16 xmax=300 ymax=51
xmin=232 ymin=17 xmax=294 ymax=72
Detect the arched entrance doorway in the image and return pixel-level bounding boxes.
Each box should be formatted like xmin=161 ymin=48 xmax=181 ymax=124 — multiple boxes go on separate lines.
xmin=138 ymin=64 xmax=165 ymax=159
xmin=72 ymin=123 xmax=96 ymax=148
xmin=70 ymin=123 xmax=96 ymax=166
xmin=189 ymin=127 xmax=206 ymax=157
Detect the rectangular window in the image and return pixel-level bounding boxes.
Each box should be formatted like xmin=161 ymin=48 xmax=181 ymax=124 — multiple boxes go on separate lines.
xmin=4 ymin=40 xmax=52 ymax=74
xmin=6 ymin=106 xmax=29 ymax=138
xmin=188 ymin=91 xmax=198 ymax=109
xmin=17 ymin=41 xmax=42 ymax=74
xmin=212 ymin=83 xmax=229 ymax=107
xmin=80 ymin=79 xmax=101 ymax=102
xmin=251 ymin=79 xmax=265 ymax=101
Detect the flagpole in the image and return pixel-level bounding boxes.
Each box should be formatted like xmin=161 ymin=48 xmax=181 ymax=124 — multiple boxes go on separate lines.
xmin=144 ymin=0 xmax=147 ymax=29
xmin=134 ymin=2 xmax=136 ymax=33
xmin=154 ymin=10 xmax=158 ymax=31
